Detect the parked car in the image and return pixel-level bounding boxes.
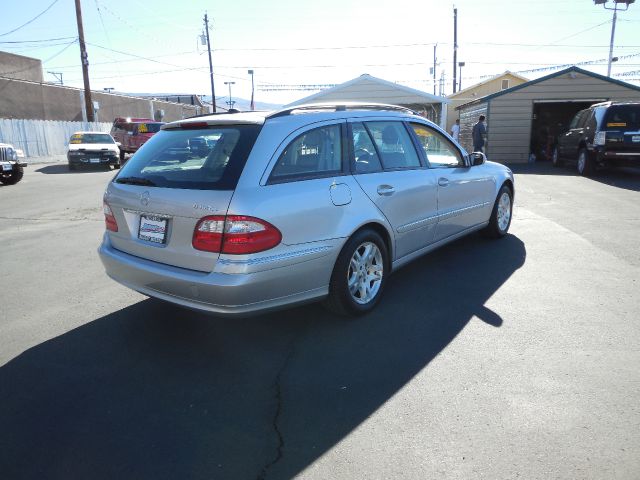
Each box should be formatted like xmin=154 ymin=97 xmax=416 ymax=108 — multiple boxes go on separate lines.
xmin=110 ymin=117 xmax=165 ymax=163
xmin=0 ymin=142 xmax=26 ymax=185
xmin=99 ymin=103 xmax=514 ymax=317
xmin=553 ymin=101 xmax=640 ymax=175
xmin=67 ymin=132 xmax=120 ymax=170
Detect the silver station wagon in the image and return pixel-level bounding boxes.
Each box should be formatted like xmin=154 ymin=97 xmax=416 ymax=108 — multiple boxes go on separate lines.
xmin=99 ymin=104 xmax=514 ymax=316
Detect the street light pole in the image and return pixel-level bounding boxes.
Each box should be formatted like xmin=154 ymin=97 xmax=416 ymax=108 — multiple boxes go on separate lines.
xmin=224 ymin=81 xmax=236 ymax=110
xmin=607 ymin=2 xmax=618 ymax=77
xmin=248 ymin=70 xmax=255 ymax=110
xmin=593 ymin=0 xmax=635 ymax=77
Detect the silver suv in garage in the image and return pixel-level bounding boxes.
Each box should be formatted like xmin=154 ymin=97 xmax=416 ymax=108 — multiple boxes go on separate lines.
xmin=99 ymin=104 xmax=514 ymax=316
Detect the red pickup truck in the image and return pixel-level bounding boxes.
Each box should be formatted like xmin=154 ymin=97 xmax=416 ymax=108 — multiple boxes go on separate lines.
xmin=110 ymin=118 xmax=165 ymax=162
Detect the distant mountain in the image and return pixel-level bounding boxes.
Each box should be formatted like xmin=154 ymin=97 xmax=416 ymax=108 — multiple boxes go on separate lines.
xmin=127 ymin=93 xmax=282 ymax=112
xmin=200 ymin=96 xmax=283 ymax=112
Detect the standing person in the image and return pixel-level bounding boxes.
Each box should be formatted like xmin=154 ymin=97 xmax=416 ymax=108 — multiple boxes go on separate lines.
xmin=472 ymin=115 xmax=487 ymax=153
xmin=450 ymin=119 xmax=460 ymax=142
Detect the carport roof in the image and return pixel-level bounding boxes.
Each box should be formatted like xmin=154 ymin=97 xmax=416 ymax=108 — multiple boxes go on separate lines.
xmin=455 ymin=66 xmax=640 ymax=110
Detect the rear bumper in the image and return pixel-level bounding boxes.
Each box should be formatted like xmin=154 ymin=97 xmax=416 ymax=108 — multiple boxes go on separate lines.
xmin=98 ymin=235 xmax=336 ymax=316
xmin=597 ymin=150 xmax=640 ymax=167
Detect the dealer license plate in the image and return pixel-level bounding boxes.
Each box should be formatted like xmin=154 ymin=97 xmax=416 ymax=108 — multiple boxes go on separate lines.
xmin=90 ymin=158 xmax=100 ymax=163
xmin=138 ymin=215 xmax=168 ymax=244
xmin=1 ymin=162 xmax=12 ymax=171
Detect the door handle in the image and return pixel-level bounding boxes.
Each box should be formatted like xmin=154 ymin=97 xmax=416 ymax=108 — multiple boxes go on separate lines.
xmin=377 ymin=185 xmax=395 ymax=196
xmin=438 ymin=177 xmax=449 ymax=187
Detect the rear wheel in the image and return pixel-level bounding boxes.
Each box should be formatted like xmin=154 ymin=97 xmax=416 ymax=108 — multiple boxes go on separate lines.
xmin=552 ymin=147 xmax=563 ymax=167
xmin=483 ymin=185 xmax=513 ymax=238
xmin=577 ymin=148 xmax=594 ymax=176
xmin=324 ymin=229 xmax=388 ymax=316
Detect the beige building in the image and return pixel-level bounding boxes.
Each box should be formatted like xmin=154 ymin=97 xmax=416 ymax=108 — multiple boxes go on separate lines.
xmin=0 ymin=51 xmax=43 ymax=83
xmin=445 ymin=71 xmax=528 ymax=134
xmin=456 ymin=66 xmax=640 ymax=164
xmin=0 ymin=51 xmax=204 ymax=122
xmin=286 ymin=74 xmax=450 ymax=128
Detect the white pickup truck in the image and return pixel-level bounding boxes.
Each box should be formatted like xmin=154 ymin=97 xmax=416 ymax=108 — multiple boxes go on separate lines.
xmin=0 ymin=143 xmax=26 ymax=185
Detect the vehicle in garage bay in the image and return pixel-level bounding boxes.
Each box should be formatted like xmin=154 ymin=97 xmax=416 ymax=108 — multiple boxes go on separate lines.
xmin=99 ymin=103 xmax=514 ymax=317
xmin=553 ymin=101 xmax=640 ymax=176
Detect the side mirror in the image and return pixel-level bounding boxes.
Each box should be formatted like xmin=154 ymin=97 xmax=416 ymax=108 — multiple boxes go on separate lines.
xmin=115 ymin=142 xmax=121 ymax=147
xmin=470 ymin=152 xmax=486 ymax=166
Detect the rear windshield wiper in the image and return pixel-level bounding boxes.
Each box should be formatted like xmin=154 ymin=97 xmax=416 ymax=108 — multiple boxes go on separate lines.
xmin=115 ymin=176 xmax=157 ymax=186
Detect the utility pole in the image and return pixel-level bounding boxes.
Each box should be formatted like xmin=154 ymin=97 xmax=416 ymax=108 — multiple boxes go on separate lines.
xmin=453 ymin=6 xmax=458 ymax=94
xmin=433 ymin=44 xmax=437 ymax=95
xmin=74 ymin=0 xmax=94 ymax=122
xmin=203 ymin=13 xmax=216 ymax=112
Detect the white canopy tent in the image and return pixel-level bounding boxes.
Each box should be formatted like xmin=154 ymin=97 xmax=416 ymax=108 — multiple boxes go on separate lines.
xmin=285 ymin=74 xmax=449 ymax=128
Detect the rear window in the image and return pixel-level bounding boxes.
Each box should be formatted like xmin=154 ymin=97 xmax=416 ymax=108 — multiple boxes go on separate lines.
xmin=136 ymin=123 xmax=163 ymax=134
xmin=602 ymin=105 xmax=640 ymax=131
xmin=114 ymin=125 xmax=261 ymax=190
xmin=70 ymin=133 xmax=114 ymax=144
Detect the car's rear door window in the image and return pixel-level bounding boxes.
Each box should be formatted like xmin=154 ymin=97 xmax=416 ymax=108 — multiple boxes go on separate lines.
xmin=269 ymin=124 xmax=343 ymax=183
xmin=114 ymin=125 xmax=261 ymax=190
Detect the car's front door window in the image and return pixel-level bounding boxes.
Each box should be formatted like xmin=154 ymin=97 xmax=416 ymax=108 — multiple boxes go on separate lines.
xmin=409 ymin=123 xmax=463 ymax=168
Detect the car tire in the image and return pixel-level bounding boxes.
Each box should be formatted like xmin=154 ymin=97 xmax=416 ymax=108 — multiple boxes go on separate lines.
xmin=113 ymin=160 xmax=121 ymax=169
xmin=323 ymin=229 xmax=388 ymax=316
xmin=552 ymin=147 xmax=563 ymax=167
xmin=0 ymin=166 xmax=24 ymax=185
xmin=483 ymin=184 xmax=513 ymax=239
xmin=577 ymin=148 xmax=594 ymax=176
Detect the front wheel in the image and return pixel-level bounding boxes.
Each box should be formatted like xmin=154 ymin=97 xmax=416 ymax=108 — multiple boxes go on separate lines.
xmin=0 ymin=166 xmax=24 ymax=185
xmin=324 ymin=229 xmax=388 ymax=316
xmin=483 ymin=185 xmax=513 ymax=238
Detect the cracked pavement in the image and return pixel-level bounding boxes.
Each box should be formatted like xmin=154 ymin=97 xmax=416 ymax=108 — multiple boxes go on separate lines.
xmin=1 ymin=162 xmax=639 ymax=479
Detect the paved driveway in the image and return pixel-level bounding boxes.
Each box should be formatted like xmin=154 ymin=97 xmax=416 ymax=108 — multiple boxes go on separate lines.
xmin=0 ymin=162 xmax=638 ymax=479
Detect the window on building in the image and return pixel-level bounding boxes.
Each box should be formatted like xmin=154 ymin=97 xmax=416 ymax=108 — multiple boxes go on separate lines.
xmin=501 ymin=79 xmax=510 ymax=90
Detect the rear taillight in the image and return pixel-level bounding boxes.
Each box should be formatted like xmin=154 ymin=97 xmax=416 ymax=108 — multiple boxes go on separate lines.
xmin=594 ymin=131 xmax=606 ymax=146
xmin=193 ymin=215 xmax=281 ymax=254
xmin=103 ymin=201 xmax=118 ymax=232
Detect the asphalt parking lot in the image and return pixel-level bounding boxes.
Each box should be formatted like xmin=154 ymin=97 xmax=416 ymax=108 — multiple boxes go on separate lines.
xmin=1 ymin=162 xmax=639 ymax=480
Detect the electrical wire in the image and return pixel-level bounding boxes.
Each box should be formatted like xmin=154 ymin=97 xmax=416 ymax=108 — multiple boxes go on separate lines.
xmin=0 ymin=0 xmax=62 ymax=37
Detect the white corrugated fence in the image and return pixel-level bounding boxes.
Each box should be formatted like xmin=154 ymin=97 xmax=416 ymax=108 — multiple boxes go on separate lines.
xmin=0 ymin=118 xmax=112 ymax=157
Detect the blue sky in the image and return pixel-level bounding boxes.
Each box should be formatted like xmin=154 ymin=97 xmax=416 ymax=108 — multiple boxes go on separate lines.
xmin=2 ymin=0 xmax=639 ymax=105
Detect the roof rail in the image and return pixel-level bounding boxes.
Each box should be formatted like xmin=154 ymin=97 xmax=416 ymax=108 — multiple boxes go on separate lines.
xmin=266 ymin=102 xmax=418 ymax=119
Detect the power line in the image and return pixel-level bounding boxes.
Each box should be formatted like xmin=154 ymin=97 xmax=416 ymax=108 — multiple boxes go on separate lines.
xmin=0 ymin=36 xmax=77 ymax=44
xmin=0 ymin=0 xmax=62 ymax=37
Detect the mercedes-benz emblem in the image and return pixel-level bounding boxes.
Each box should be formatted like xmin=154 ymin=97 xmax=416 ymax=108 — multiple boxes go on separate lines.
xmin=140 ymin=191 xmax=150 ymax=206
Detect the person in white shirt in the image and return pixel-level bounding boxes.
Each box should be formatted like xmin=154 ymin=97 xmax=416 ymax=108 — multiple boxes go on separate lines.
xmin=450 ymin=119 xmax=460 ymax=142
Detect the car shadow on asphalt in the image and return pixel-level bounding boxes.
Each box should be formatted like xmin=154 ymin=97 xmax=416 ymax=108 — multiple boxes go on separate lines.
xmin=508 ymin=162 xmax=640 ymax=192
xmin=0 ymin=234 xmax=526 ymax=480
xmin=35 ymin=164 xmax=114 ymax=175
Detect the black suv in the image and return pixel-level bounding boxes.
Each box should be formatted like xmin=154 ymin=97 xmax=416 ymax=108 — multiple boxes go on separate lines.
xmin=553 ymin=102 xmax=640 ymax=176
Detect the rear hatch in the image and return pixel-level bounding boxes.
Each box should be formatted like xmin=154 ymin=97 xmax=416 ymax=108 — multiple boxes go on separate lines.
xmin=104 ymin=122 xmax=262 ymax=273
xmin=601 ymin=104 xmax=640 ymax=152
